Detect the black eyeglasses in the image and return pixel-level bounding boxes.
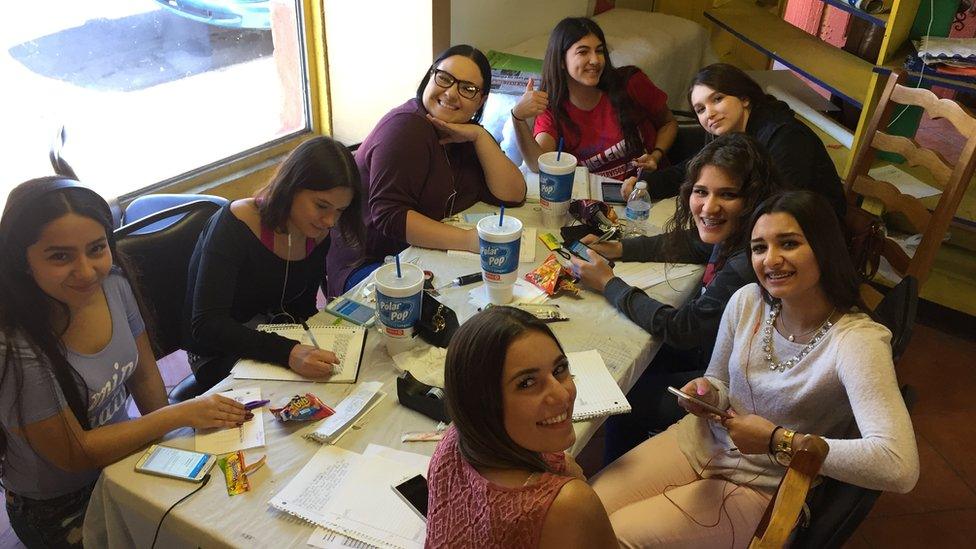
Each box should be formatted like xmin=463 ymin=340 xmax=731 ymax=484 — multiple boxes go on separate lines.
xmin=430 ymin=68 xmax=482 ymax=100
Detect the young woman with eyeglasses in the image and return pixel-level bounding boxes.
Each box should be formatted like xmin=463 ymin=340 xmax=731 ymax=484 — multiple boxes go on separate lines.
xmin=183 ymin=136 xmax=365 ymax=393
xmin=325 ymin=45 xmax=526 ymax=297
xmin=511 ymin=17 xmax=677 ymax=181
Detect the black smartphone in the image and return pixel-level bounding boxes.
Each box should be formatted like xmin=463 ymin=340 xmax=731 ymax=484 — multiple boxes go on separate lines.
xmin=601 ymin=181 xmax=625 ymax=204
xmin=565 ymin=239 xmax=592 ymax=261
xmin=392 ymin=474 xmax=428 ymax=521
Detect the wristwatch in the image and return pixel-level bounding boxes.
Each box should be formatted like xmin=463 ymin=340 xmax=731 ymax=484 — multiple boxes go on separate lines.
xmin=773 ymin=428 xmax=796 ymax=466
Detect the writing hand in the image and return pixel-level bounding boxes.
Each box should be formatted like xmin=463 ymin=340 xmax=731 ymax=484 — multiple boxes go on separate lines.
xmin=580 ymin=234 xmax=623 ymax=260
xmin=289 ymin=344 xmax=338 ymax=379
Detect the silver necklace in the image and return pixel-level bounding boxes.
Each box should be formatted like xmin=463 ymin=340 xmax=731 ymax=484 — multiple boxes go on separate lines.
xmin=762 ymin=302 xmax=834 ymax=372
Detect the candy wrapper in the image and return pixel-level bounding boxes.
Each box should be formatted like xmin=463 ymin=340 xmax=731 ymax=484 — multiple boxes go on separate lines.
xmin=217 ymin=451 xmax=266 ymax=496
xmin=524 ymin=253 xmax=582 ymax=297
xmin=270 ymin=393 xmax=335 ymax=422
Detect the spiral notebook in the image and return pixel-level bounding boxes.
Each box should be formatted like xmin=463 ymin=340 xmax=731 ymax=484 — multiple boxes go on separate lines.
xmin=231 ymin=323 xmax=367 ymax=384
xmin=568 ymin=350 xmax=631 ymax=421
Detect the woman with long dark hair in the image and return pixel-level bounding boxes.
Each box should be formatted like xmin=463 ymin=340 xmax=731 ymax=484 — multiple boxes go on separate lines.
xmin=623 ymin=63 xmax=846 ymax=217
xmin=426 ymin=306 xmax=616 ymax=548
xmin=0 ymin=178 xmax=246 ymax=547
xmin=326 ymin=45 xmax=526 ymax=297
xmin=573 ymin=133 xmax=777 ymax=463
xmin=512 ymin=17 xmax=677 ymax=180
xmin=184 ymin=135 xmax=365 ymax=391
xmin=590 ymin=191 xmax=917 ymax=546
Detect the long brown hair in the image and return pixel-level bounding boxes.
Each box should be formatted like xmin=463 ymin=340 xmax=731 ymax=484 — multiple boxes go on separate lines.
xmin=256 ymin=136 xmax=364 ymax=248
xmin=664 ymin=132 xmax=778 ymax=259
xmin=444 ymin=306 xmax=565 ymax=473
xmin=542 ymin=17 xmax=645 ymax=155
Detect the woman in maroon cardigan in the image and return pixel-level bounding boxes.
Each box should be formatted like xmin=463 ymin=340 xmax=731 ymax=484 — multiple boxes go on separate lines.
xmin=326 ymin=45 xmax=526 ymax=296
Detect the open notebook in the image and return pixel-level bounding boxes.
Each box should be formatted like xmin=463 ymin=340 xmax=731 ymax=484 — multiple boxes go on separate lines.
xmin=231 ymin=323 xmax=367 ymax=384
xmin=569 ymin=350 xmax=631 ymax=421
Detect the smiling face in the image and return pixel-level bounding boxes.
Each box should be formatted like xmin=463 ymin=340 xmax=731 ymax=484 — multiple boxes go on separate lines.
xmin=750 ymin=212 xmax=823 ymax=301
xmin=564 ymin=33 xmax=605 ymax=88
xmin=25 ymin=213 xmax=112 ymax=309
xmin=288 ymin=187 xmax=353 ymax=240
xmin=689 ymin=165 xmax=745 ymax=245
xmin=501 ymin=330 xmax=577 ymax=454
xmin=422 ymin=55 xmax=486 ymax=124
xmin=691 ymin=84 xmax=750 ymax=136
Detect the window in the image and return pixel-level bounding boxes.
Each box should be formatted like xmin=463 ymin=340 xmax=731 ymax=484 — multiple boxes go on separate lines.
xmin=1 ymin=0 xmax=315 ymax=206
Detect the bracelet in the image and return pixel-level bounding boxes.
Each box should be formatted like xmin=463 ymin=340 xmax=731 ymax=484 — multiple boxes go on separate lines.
xmin=511 ymin=109 xmax=526 ymax=122
xmin=768 ymin=425 xmax=783 ymax=454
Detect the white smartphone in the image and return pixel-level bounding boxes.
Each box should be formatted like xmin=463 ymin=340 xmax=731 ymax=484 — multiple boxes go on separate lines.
xmin=326 ymin=297 xmax=376 ymax=326
xmin=392 ymin=474 xmax=428 ymax=522
xmin=667 ymin=386 xmax=732 ymax=419
xmin=134 ymin=444 xmax=216 ymax=483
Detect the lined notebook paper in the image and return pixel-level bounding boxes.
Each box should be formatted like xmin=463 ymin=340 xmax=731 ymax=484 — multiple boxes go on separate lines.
xmin=569 ymin=350 xmax=631 ymax=421
xmin=232 ymin=323 xmax=367 ymax=384
xmin=269 ymin=445 xmax=426 ymax=549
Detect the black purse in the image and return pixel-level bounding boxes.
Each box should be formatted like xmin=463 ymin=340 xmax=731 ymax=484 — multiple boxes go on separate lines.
xmin=416 ymin=291 xmax=459 ymax=348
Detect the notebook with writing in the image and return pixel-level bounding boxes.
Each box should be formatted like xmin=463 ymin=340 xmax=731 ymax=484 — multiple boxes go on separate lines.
xmin=231 ymin=323 xmax=367 ymax=384
xmin=568 ymin=350 xmax=631 ymax=421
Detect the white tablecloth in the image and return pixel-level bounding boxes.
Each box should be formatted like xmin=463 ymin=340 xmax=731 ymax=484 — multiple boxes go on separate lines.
xmin=83 ymin=199 xmax=701 ymax=548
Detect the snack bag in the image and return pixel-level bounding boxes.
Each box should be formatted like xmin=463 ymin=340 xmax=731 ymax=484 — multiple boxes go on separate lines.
xmin=217 ymin=451 xmax=250 ymax=496
xmin=270 ymin=393 xmax=335 ymax=422
xmin=524 ymin=253 xmax=563 ymax=295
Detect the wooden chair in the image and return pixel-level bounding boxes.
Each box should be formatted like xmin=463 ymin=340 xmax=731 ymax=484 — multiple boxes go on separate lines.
xmin=845 ymin=69 xmax=976 ymax=308
xmin=749 ymin=435 xmax=830 ymax=549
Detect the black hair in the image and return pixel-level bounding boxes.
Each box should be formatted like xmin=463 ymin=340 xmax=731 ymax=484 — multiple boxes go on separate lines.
xmin=542 ymin=17 xmax=646 ymax=156
xmin=416 ymin=45 xmax=492 ymax=124
xmin=748 ymin=191 xmax=860 ymax=311
xmin=443 ymin=306 xmax=565 ymax=473
xmin=256 ymin=135 xmax=365 ymax=248
xmin=665 ymin=132 xmax=779 ymax=259
xmin=687 ymin=63 xmax=777 ymax=120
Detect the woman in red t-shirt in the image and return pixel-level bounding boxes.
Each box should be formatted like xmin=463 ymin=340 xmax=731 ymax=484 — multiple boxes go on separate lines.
xmin=512 ymin=17 xmax=677 ymax=181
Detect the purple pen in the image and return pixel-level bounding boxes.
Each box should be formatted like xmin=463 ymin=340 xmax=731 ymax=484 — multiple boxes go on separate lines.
xmin=244 ymin=399 xmax=270 ymax=410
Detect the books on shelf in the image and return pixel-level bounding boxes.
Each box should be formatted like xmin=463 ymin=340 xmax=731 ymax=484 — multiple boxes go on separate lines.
xmin=231 ymin=323 xmax=367 ymax=384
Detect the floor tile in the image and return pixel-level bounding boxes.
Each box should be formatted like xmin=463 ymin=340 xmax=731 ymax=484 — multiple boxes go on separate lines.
xmin=897 ymin=325 xmax=976 ymax=416
xmin=858 ymin=508 xmax=976 ymax=548
xmin=913 ymin=411 xmax=976 ymax=493
xmin=841 ymin=531 xmax=871 ymax=549
xmin=870 ymin=432 xmax=976 ymax=517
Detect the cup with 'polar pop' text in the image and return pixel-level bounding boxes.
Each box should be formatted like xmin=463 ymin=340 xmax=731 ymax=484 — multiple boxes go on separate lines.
xmin=374 ymin=262 xmax=423 ymax=355
xmin=538 ymin=151 xmax=577 ymax=228
xmin=477 ymin=214 xmax=523 ymax=304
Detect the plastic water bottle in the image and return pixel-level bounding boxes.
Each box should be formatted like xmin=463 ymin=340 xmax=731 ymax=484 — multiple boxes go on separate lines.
xmin=624 ymin=181 xmax=651 ymax=237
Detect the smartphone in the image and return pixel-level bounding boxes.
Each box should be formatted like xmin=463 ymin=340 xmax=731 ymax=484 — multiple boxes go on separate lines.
xmin=134 ymin=444 xmax=216 ymax=483
xmin=601 ymin=181 xmax=625 ymax=204
xmin=326 ymin=297 xmax=376 ymax=326
xmin=392 ymin=474 xmax=428 ymax=521
xmin=565 ymin=239 xmax=593 ymax=261
xmin=667 ymin=386 xmax=732 ymax=419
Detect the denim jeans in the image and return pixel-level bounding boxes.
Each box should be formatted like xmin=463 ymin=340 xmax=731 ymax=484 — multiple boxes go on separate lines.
xmin=4 ymin=483 xmax=94 ymax=549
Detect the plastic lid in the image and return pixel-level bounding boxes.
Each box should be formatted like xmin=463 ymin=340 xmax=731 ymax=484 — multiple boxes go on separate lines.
xmin=636 ymin=181 xmax=647 ymax=190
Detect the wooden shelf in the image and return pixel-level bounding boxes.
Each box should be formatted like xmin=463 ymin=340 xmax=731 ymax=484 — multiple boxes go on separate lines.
xmin=820 ymin=0 xmax=888 ymax=27
xmin=705 ymin=0 xmax=875 ymax=107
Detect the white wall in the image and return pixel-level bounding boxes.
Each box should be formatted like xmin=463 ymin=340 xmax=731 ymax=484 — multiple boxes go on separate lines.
xmin=450 ymin=0 xmax=590 ymax=52
xmin=325 ymin=0 xmax=437 ymax=145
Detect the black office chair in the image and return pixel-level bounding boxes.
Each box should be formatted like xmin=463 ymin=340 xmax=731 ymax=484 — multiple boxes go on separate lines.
xmin=115 ymin=200 xmax=221 ymax=401
xmin=792 ymin=275 xmax=919 ymax=548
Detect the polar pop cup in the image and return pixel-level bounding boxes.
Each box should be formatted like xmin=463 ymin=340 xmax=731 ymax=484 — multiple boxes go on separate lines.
xmin=374 ymin=262 xmax=423 ymax=355
xmin=538 ymin=151 xmax=577 ymax=228
xmin=477 ymin=214 xmax=523 ymax=304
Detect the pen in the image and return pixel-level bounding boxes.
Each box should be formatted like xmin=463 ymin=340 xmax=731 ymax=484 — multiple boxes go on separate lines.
xmin=301 ymin=320 xmax=321 ymax=349
xmin=594 ymin=228 xmax=616 ymax=244
xmin=244 ymin=399 xmax=270 ymax=410
xmin=434 ymin=272 xmax=482 ymax=291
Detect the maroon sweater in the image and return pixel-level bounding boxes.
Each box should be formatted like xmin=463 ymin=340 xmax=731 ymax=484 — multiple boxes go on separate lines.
xmin=326 ymin=98 xmax=516 ymax=296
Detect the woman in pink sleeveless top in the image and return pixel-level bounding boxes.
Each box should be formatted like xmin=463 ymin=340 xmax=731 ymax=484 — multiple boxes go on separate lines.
xmin=425 ymin=307 xmax=616 ymax=548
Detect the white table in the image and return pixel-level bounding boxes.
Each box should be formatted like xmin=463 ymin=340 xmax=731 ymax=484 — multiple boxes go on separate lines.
xmin=83 ymin=199 xmax=701 ymax=548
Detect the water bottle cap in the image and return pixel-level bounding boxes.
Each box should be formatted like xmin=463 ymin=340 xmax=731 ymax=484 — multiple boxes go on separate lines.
xmin=635 ymin=181 xmax=647 ymax=190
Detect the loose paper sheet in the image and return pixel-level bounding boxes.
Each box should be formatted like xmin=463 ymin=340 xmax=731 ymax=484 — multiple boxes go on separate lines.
xmin=194 ymin=387 xmax=265 ymax=454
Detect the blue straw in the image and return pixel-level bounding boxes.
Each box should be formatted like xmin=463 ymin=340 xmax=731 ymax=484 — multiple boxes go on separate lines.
xmin=395 ymin=253 xmax=402 ymax=278
xmin=499 ymin=205 xmax=505 ymax=226
xmin=556 ymin=137 xmax=564 ymax=161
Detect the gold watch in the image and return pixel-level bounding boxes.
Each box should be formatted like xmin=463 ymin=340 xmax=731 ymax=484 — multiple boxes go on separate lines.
xmin=773 ymin=428 xmax=796 ymax=466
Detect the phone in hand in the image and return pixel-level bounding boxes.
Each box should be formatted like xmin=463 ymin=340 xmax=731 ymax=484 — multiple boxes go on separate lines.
xmin=565 ymin=239 xmax=615 ymax=267
xmin=134 ymin=444 xmax=216 ymax=483
xmin=392 ymin=474 xmax=428 ymax=522
xmin=667 ymin=386 xmax=732 ymax=419
xmin=601 ymin=181 xmax=625 ymax=204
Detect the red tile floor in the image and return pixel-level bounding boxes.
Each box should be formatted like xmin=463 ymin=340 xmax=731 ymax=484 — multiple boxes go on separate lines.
xmin=2 ymin=320 xmax=974 ymax=548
